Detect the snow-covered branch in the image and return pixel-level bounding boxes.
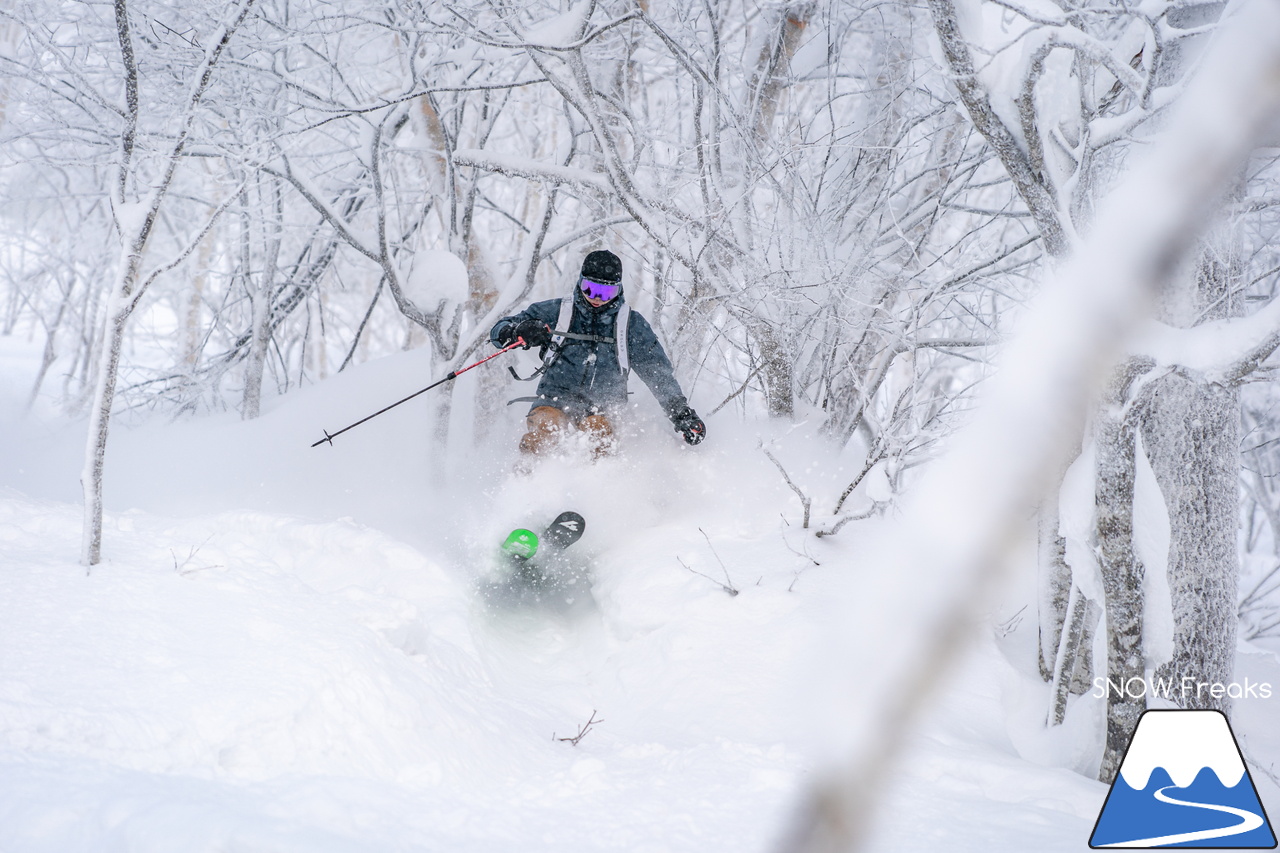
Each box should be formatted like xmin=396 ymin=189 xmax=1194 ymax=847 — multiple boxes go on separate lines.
xmin=1134 ymin=294 xmax=1280 ymax=385
xmin=452 ymin=149 xmax=610 ymax=192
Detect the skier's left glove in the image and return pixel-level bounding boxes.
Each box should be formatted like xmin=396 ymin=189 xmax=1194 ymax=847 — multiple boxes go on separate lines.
xmin=670 ymin=405 xmax=705 ymax=445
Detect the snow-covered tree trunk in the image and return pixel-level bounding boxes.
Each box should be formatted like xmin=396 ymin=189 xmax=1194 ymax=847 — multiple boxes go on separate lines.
xmin=1038 ymin=476 xmax=1072 ymax=680
xmin=924 ymin=0 xmax=1070 ymax=257
xmin=81 ymin=0 xmax=256 ymax=565
xmin=1042 ymin=446 xmax=1099 ymax=717
xmin=1144 ymin=247 xmax=1242 ymax=711
xmin=746 ymin=2 xmax=808 ymax=419
xmin=1095 ymin=360 xmax=1150 ymax=783
xmin=243 ymin=176 xmax=282 ymax=420
xmin=757 ymin=323 xmax=796 ymax=419
xmin=81 ymin=256 xmax=142 ymax=566
xmin=747 ymin=2 xmax=812 ymax=141
xmin=1046 ymin=587 xmax=1099 ymax=725
xmin=1144 ymin=376 xmax=1239 ymax=710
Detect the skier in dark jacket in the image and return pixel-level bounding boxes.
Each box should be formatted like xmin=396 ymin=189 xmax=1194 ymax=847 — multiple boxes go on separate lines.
xmin=490 ymin=249 xmax=705 ymax=457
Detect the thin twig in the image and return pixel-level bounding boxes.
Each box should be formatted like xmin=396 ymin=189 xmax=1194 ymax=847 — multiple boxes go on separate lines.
xmin=556 ymin=710 xmax=602 ymax=746
xmin=709 ymin=363 xmax=765 ymax=416
xmin=698 ymin=528 xmax=740 ymax=594
xmin=171 ymin=535 xmax=221 ymax=576
xmin=763 ymin=446 xmax=811 ymax=529
xmin=678 ymin=556 xmax=738 ymax=597
xmin=995 ymin=605 xmax=1028 ymax=638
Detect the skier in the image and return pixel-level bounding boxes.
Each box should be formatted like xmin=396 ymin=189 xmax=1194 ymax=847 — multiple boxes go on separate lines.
xmin=490 ymin=249 xmax=705 ymax=458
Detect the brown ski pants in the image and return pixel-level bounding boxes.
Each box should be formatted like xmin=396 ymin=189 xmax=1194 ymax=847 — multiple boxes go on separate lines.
xmin=519 ymin=406 xmax=615 ymax=458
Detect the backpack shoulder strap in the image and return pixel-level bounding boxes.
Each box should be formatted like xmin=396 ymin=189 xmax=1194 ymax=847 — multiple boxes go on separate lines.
xmin=615 ymin=303 xmax=631 ymax=375
xmin=543 ymin=297 xmax=576 ymax=366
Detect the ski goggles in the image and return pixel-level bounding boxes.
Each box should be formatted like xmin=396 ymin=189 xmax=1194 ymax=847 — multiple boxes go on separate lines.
xmin=579 ymin=277 xmax=621 ymax=302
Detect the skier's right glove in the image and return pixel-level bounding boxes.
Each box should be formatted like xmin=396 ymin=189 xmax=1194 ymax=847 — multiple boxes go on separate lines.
xmin=512 ymin=318 xmax=553 ymax=350
xmin=670 ymin=405 xmax=706 ymax=445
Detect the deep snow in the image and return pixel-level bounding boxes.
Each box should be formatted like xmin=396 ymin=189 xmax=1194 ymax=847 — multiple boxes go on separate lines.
xmin=1 ymin=334 xmax=1277 ymax=852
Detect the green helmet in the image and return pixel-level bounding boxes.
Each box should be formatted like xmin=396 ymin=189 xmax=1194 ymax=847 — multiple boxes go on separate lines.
xmin=501 ymin=528 xmax=539 ymax=560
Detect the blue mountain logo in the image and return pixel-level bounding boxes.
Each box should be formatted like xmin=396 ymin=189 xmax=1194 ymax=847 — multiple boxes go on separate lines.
xmin=1091 ymin=709 xmax=1276 ymax=848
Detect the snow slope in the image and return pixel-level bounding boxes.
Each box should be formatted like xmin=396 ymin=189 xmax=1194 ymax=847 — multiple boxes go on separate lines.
xmin=1 ymin=336 xmax=1277 ymax=851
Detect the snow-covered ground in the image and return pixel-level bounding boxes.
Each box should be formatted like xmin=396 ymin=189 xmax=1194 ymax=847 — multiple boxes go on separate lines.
xmin=2 ymin=335 xmax=1277 ymax=851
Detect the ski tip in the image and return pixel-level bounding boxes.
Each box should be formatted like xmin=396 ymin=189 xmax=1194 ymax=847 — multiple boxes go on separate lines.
xmin=501 ymin=528 xmax=540 ymax=560
xmin=544 ymin=511 xmax=586 ymax=549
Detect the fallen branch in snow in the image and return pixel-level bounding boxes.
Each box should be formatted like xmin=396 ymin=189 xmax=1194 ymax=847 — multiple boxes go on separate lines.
xmin=763 ymin=447 xmax=811 ymax=529
xmin=779 ymin=524 xmax=822 ymax=592
xmin=556 ymin=710 xmax=602 ymax=746
xmin=698 ymin=528 xmax=740 ymax=596
xmin=677 ymin=557 xmax=739 ymax=597
xmin=995 ymin=605 xmax=1027 ymax=639
xmin=813 ymin=505 xmax=881 ymax=539
xmin=171 ymin=537 xmax=222 ymax=576
xmin=832 ymin=444 xmax=887 ymax=517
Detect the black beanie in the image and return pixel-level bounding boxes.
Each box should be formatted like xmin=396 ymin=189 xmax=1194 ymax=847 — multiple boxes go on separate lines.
xmin=581 ymin=249 xmax=622 ymax=283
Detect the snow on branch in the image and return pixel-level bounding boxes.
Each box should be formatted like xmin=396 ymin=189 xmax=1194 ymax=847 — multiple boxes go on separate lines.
xmin=982 ymin=0 xmax=1067 ymax=27
xmin=1134 ymin=294 xmax=1280 ymax=385
xmin=452 ymin=149 xmax=610 ymax=192
xmin=539 ymin=215 xmax=635 ymax=258
xmin=447 ymin=3 xmax=642 ymax=53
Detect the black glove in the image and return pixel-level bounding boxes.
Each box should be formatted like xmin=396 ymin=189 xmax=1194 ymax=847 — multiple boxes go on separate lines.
xmin=495 ymin=323 xmax=518 ymax=348
xmin=513 ymin=318 xmax=553 ymax=350
xmin=496 ymin=318 xmax=552 ymax=350
xmin=670 ymin=405 xmax=705 ymax=445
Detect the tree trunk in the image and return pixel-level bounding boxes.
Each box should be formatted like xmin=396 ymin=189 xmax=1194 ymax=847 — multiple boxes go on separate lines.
xmin=1038 ymin=483 xmax=1073 ymax=681
xmin=1141 ymin=238 xmax=1241 ymax=713
xmin=1096 ymin=361 xmax=1149 ymax=783
xmin=925 ymin=0 xmax=1069 ymax=256
xmin=758 ymin=322 xmax=795 ymax=418
xmin=1044 ymin=581 xmax=1095 ymax=722
xmin=243 ymin=176 xmax=283 ymax=420
xmin=81 ymin=261 xmax=139 ymax=567
xmin=1143 ymin=376 xmax=1239 ymax=711
xmin=747 ymin=3 xmax=812 ymax=141
xmin=26 ymin=283 xmax=72 ymax=411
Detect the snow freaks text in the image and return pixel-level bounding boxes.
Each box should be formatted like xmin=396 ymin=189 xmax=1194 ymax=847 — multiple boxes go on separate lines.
xmin=1093 ymin=677 xmax=1274 ymax=702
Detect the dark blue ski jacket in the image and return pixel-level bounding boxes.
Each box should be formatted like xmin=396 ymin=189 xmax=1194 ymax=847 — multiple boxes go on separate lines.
xmin=490 ymin=289 xmax=688 ymax=419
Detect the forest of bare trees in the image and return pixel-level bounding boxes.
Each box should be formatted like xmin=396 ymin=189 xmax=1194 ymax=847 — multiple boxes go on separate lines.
xmin=4 ymin=0 xmax=1280 ymax=844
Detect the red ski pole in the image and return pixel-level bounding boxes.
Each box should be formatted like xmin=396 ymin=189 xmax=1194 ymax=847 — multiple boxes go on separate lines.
xmin=311 ymin=339 xmax=525 ymax=448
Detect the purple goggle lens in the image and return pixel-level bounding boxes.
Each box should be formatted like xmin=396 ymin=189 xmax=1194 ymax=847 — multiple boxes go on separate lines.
xmin=580 ymin=277 xmax=620 ymax=302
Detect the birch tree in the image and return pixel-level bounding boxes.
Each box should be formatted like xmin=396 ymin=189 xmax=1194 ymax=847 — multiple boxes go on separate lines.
xmin=74 ymin=0 xmax=255 ymax=565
